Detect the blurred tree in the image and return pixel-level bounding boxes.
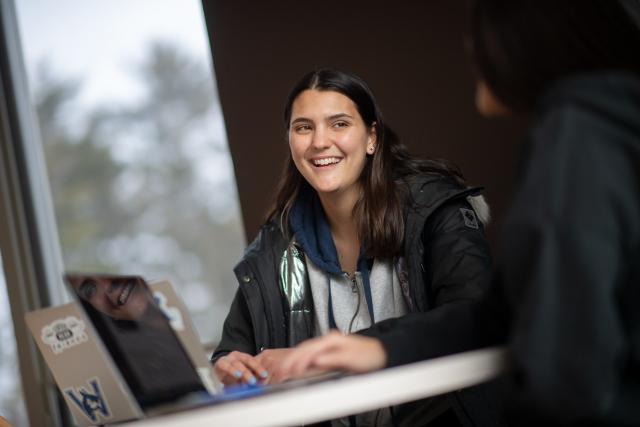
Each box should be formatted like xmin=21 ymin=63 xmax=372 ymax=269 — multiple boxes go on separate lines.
xmin=35 ymin=65 xmax=129 ymax=270
xmin=33 ymin=43 xmax=246 ymax=343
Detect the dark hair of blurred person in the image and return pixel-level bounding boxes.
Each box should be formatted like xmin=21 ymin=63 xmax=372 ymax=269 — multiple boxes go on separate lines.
xmin=470 ymin=0 xmax=640 ymax=113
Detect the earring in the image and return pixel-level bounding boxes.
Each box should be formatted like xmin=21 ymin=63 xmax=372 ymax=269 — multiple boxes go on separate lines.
xmin=368 ymin=145 xmax=375 ymax=154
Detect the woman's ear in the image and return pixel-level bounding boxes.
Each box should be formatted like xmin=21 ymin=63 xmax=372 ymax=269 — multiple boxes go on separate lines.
xmin=367 ymin=123 xmax=377 ymax=155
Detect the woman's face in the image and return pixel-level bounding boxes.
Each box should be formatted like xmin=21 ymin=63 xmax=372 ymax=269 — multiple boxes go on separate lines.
xmin=475 ymin=79 xmax=511 ymax=117
xmin=288 ymin=89 xmax=376 ymax=200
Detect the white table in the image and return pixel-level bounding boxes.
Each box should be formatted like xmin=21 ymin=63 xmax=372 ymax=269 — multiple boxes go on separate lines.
xmin=120 ymin=346 xmax=508 ymax=427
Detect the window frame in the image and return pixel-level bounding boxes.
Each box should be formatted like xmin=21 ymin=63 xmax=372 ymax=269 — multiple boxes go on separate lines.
xmin=0 ymin=0 xmax=69 ymax=425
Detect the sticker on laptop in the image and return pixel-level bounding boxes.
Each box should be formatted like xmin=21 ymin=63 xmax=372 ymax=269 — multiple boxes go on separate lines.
xmin=153 ymin=291 xmax=185 ymax=331
xmin=41 ymin=316 xmax=88 ymax=354
xmin=64 ymin=377 xmax=111 ymax=423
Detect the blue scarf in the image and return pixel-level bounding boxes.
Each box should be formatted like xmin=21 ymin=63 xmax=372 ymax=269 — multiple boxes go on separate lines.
xmin=289 ymin=187 xmax=375 ymax=324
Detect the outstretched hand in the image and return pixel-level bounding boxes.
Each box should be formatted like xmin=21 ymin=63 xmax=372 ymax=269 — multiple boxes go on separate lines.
xmin=273 ymin=331 xmax=388 ymax=381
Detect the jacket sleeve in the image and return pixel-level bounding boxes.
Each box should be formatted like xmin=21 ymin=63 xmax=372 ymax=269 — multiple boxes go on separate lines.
xmin=423 ymin=197 xmax=493 ymax=307
xmin=360 ymin=197 xmax=507 ymax=366
xmin=210 ymin=286 xmax=257 ymax=364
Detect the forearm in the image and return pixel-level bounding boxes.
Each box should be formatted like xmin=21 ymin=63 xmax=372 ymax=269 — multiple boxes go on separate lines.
xmin=360 ymin=293 xmax=507 ymax=367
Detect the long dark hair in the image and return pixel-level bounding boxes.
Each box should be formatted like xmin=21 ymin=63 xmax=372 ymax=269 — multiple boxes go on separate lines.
xmin=470 ymin=0 xmax=640 ymax=112
xmin=268 ymin=69 xmax=464 ymax=258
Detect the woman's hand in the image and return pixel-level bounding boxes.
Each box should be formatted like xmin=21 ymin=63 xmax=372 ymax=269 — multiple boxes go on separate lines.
xmin=213 ymin=351 xmax=269 ymax=386
xmin=254 ymin=348 xmax=294 ymax=384
xmin=274 ymin=331 xmax=388 ymax=380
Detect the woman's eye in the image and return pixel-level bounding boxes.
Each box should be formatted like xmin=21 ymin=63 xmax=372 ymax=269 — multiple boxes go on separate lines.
xmin=295 ymin=124 xmax=312 ymax=132
xmin=333 ymin=121 xmax=349 ymax=129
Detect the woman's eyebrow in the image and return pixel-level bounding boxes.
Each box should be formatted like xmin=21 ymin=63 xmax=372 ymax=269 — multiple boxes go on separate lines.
xmin=327 ymin=113 xmax=353 ymax=121
xmin=290 ymin=117 xmax=312 ymax=125
xmin=291 ymin=113 xmax=354 ymax=125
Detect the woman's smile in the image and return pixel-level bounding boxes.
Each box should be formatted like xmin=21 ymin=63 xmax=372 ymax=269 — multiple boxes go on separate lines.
xmin=311 ymin=156 xmax=343 ymax=167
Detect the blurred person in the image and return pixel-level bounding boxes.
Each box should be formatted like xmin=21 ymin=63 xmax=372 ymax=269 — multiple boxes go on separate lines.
xmin=278 ymin=1 xmax=640 ymax=425
xmin=211 ymin=69 xmax=501 ymax=425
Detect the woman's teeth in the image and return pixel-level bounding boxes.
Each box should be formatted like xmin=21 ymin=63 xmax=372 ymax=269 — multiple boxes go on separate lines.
xmin=312 ymin=157 xmax=340 ymax=166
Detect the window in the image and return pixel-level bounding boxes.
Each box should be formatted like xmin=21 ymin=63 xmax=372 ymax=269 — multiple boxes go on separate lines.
xmin=15 ymin=0 xmax=245 ymax=345
xmin=0 ymin=256 xmax=28 ymax=427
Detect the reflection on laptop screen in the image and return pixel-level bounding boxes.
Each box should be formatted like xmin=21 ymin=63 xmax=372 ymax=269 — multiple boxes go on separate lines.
xmin=65 ymin=274 xmax=206 ymax=408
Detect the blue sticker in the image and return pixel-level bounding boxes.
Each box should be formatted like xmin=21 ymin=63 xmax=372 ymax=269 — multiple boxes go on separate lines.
xmin=64 ymin=378 xmax=111 ymax=423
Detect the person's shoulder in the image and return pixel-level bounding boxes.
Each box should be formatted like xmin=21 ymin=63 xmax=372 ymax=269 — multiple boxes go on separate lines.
xmin=404 ymin=173 xmax=481 ymax=209
xmin=241 ymin=219 xmax=288 ymax=262
xmin=529 ymin=100 xmax=639 ymax=183
xmin=534 ymin=72 xmax=640 ymax=154
xmin=405 ymin=172 xmax=459 ymax=193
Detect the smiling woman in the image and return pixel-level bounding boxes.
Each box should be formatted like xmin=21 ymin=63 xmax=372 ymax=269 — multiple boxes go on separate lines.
xmin=210 ymin=69 xmax=501 ymax=426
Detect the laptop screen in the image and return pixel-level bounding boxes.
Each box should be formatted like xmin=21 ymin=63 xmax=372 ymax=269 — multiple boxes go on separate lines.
xmin=65 ymin=274 xmax=207 ymax=408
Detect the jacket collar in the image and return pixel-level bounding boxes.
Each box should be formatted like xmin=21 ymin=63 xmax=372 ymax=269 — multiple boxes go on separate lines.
xmin=289 ymin=186 xmax=343 ymax=275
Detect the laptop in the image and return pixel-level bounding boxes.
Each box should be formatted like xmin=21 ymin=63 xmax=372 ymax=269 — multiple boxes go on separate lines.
xmin=26 ymin=274 xmax=342 ymax=426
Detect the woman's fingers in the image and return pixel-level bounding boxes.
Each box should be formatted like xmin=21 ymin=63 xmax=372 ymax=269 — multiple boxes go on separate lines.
xmin=232 ymin=351 xmax=268 ymax=383
xmin=279 ymin=331 xmax=344 ymax=378
xmin=213 ymin=351 xmax=267 ymax=385
xmin=229 ymin=357 xmax=258 ymax=384
xmin=278 ymin=332 xmax=387 ymax=380
xmin=255 ymin=348 xmax=293 ymax=383
xmin=213 ymin=356 xmax=241 ymax=385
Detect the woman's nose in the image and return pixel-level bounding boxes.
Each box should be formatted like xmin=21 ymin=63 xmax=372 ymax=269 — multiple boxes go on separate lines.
xmin=311 ymin=127 xmax=331 ymax=149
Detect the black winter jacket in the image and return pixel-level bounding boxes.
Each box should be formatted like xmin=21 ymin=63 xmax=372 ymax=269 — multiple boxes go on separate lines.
xmin=213 ymin=175 xmax=501 ymax=426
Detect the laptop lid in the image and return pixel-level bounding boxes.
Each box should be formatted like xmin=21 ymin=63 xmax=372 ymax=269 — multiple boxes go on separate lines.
xmin=64 ymin=273 xmax=207 ymax=409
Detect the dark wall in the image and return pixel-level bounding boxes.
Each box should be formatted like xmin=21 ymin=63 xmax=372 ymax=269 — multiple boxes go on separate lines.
xmin=202 ymin=0 xmax=526 ymax=247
